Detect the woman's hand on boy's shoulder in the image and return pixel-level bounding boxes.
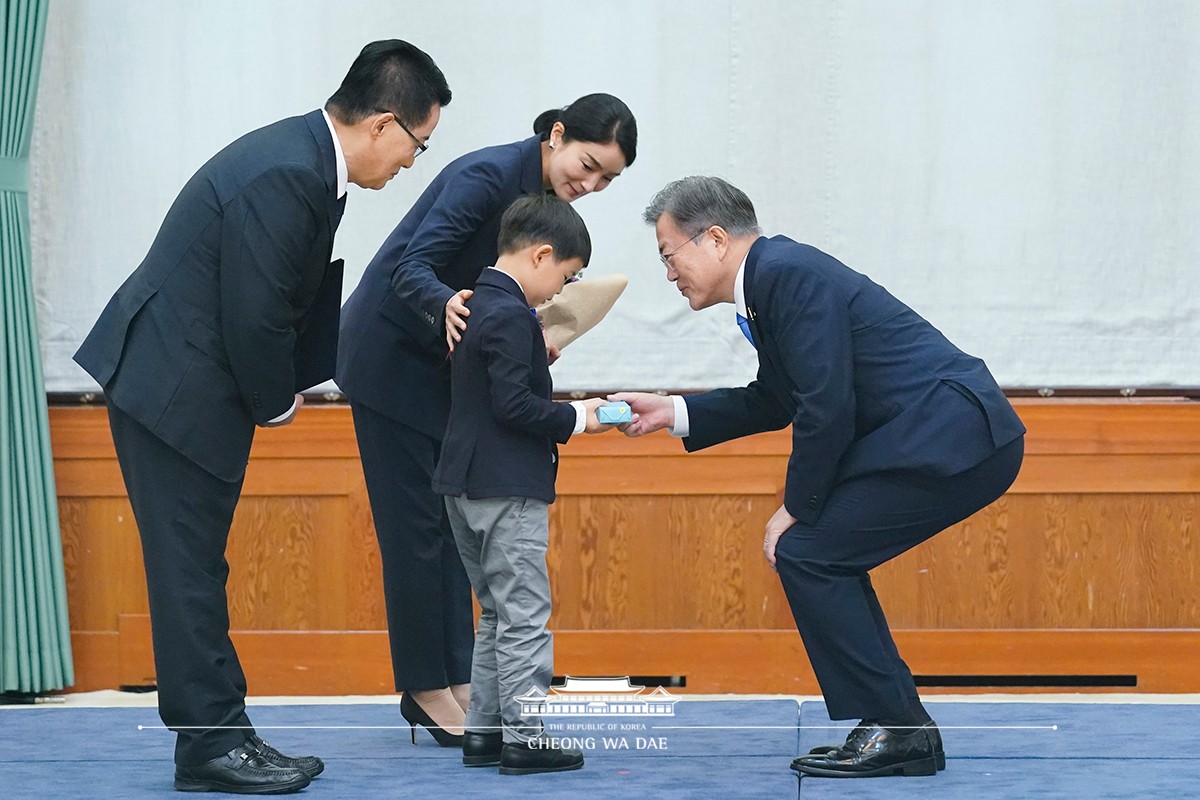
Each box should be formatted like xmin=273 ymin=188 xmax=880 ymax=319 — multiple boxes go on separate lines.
xmin=445 ymin=289 xmax=473 ymax=352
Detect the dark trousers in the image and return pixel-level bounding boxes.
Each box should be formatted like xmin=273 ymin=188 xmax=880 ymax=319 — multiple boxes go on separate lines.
xmin=107 ymin=403 xmax=254 ymax=766
xmin=775 ymin=437 xmax=1024 ymax=722
xmin=350 ymin=401 xmax=474 ymax=691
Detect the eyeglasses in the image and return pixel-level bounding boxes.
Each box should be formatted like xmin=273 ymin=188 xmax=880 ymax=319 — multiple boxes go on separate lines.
xmin=659 ymin=229 xmax=707 ymax=268
xmin=375 ymin=108 xmax=428 ymax=158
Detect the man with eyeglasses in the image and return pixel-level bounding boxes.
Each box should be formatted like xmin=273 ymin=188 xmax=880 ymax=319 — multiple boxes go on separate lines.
xmin=376 ymin=106 xmax=430 ymax=159
xmin=73 ymin=40 xmax=449 ymax=794
xmin=612 ymin=175 xmax=1025 ymax=780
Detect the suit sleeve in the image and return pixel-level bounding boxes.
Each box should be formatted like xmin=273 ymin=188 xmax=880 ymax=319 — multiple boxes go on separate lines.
xmin=769 ymin=267 xmax=856 ymax=524
xmin=219 ymin=164 xmax=326 ymax=423
xmin=479 ymin=313 xmax=576 ymax=443
xmin=682 ymin=370 xmax=793 ymax=449
xmin=390 ymin=159 xmax=512 ymax=354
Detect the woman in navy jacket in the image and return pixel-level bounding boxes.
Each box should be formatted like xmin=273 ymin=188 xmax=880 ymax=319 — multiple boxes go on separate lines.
xmin=337 ymin=94 xmax=637 ymax=743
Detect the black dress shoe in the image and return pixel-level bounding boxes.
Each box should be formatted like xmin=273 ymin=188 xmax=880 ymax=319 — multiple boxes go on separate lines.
xmin=791 ymin=721 xmax=943 ymax=778
xmin=927 ymin=723 xmax=946 ymax=770
xmin=807 ymin=744 xmax=841 ymax=755
xmin=462 ymin=731 xmax=503 ymax=767
xmin=250 ymin=736 xmax=325 ymax=778
xmin=174 ymin=740 xmax=311 ymax=793
xmin=400 ymin=692 xmax=464 ymax=748
xmin=803 ymin=721 xmax=945 ymax=766
xmin=499 ymin=740 xmax=584 ymax=775
xmin=802 ymin=722 xmax=871 ymax=759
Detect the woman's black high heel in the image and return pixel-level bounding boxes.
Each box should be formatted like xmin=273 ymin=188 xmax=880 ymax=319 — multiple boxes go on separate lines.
xmin=400 ymin=692 xmax=465 ymax=748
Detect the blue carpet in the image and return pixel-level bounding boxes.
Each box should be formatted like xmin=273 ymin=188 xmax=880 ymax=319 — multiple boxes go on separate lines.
xmin=0 ymin=699 xmax=798 ymax=799
xmin=1 ymin=700 xmax=1193 ymax=798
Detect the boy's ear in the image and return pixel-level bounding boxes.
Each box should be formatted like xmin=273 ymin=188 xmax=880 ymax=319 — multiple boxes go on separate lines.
xmin=532 ymin=243 xmax=555 ymax=266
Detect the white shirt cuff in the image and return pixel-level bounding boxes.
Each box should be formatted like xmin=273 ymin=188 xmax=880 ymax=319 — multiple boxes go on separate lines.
xmin=267 ymin=399 xmax=297 ymax=424
xmin=570 ymin=400 xmax=587 ymax=435
xmin=669 ymin=395 xmax=690 ymax=437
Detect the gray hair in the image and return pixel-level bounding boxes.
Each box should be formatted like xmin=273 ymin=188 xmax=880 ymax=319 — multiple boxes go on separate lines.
xmin=642 ymin=176 xmax=761 ymax=237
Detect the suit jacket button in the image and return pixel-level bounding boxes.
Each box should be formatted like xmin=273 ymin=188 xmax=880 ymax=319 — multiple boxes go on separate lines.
xmin=807 ymin=496 xmax=818 ymax=509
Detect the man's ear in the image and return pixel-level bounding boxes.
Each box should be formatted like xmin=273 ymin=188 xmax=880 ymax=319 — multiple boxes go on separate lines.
xmin=369 ymin=112 xmax=391 ymax=139
xmin=709 ymin=225 xmax=731 ymax=257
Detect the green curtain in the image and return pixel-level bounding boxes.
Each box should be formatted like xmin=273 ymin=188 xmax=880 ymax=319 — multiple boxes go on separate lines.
xmin=1 ymin=0 xmax=72 ymax=694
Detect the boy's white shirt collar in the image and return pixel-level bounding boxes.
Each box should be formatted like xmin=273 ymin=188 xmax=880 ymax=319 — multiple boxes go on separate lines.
xmin=486 ymin=265 xmax=526 ymax=297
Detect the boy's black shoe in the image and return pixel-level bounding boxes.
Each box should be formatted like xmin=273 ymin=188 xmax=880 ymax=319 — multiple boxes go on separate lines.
xmin=498 ymin=740 xmax=584 ymax=775
xmin=462 ymin=731 xmax=503 ymax=767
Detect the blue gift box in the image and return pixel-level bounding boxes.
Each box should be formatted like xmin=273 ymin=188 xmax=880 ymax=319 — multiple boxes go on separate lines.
xmin=596 ymin=401 xmax=632 ymax=424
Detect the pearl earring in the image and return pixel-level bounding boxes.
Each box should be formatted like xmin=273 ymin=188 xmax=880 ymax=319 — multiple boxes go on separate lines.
xmin=548 ymin=140 xmax=555 ymax=149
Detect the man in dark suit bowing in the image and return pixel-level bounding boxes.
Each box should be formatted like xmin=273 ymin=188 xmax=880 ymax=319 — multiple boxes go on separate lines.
xmin=613 ymin=176 xmax=1025 ymax=779
xmin=73 ymin=40 xmax=450 ymax=794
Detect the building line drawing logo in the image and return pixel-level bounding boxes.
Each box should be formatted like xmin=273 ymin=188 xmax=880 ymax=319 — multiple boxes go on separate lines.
xmin=515 ymin=676 xmax=680 ymax=717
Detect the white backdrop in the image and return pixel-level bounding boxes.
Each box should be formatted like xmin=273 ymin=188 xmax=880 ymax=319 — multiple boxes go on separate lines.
xmin=29 ymin=0 xmax=1200 ymax=392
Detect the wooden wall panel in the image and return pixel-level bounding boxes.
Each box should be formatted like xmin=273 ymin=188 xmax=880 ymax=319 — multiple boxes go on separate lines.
xmin=872 ymin=494 xmax=1200 ymax=629
xmin=547 ymin=496 xmax=794 ymax=630
xmin=48 ymin=401 xmax=1200 ymax=694
xmin=59 ymin=497 xmax=147 ymax=632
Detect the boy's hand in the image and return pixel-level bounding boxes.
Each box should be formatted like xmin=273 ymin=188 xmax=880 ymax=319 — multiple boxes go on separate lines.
xmin=581 ymin=397 xmax=615 ymax=433
xmin=445 ymin=289 xmax=473 ymax=352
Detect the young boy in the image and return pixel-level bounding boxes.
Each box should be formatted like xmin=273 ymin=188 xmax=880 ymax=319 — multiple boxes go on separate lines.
xmin=432 ymin=194 xmax=613 ymax=775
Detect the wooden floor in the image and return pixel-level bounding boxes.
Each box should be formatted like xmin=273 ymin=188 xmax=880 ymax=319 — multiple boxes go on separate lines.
xmin=50 ymin=399 xmax=1200 ymax=694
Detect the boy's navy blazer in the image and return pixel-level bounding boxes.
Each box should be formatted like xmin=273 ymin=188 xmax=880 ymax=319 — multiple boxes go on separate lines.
xmin=73 ymin=110 xmax=343 ymax=482
xmin=683 ymin=235 xmax=1026 ymax=525
xmin=432 ymin=269 xmax=576 ymax=504
xmin=337 ymin=136 xmax=544 ymax=437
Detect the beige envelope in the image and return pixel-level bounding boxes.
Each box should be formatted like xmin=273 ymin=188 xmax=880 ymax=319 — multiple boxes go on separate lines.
xmin=536 ymin=274 xmax=628 ymax=350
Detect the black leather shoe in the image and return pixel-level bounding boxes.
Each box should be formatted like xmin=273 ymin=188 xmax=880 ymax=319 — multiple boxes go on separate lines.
xmin=462 ymin=731 xmax=503 ymax=767
xmin=250 ymin=736 xmax=324 ymax=778
xmin=400 ymin=692 xmax=464 ymax=748
xmin=174 ymin=740 xmax=311 ymax=793
xmin=791 ymin=721 xmax=943 ymax=778
xmin=807 ymin=744 xmax=841 ymax=755
xmin=499 ymin=740 xmax=584 ymax=775
xmin=803 ymin=721 xmax=945 ymax=766
xmin=928 ymin=723 xmax=946 ymax=770
xmin=801 ymin=724 xmax=878 ymax=762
